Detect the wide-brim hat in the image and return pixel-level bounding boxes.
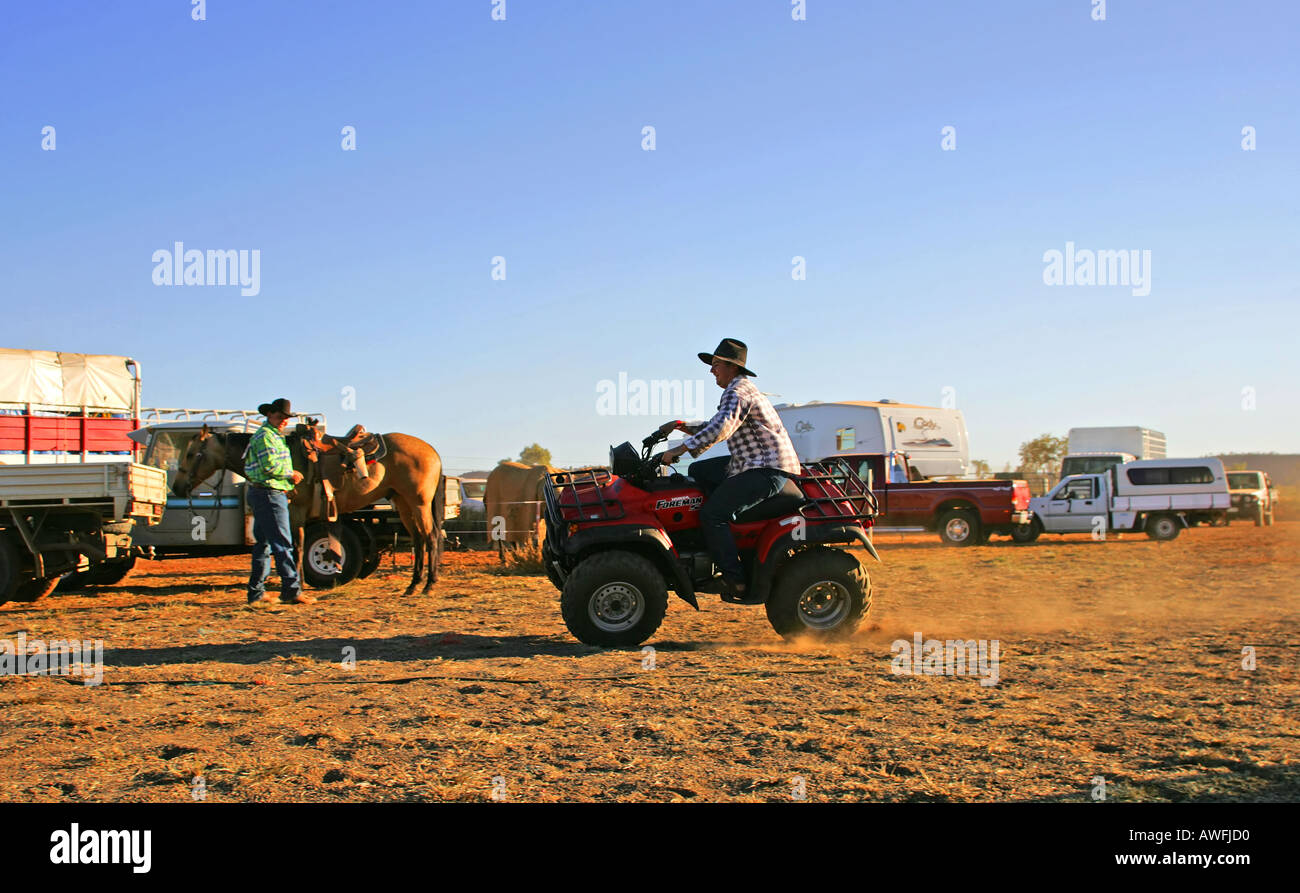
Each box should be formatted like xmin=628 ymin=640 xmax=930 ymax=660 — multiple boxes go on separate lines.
xmin=698 ymin=338 xmax=756 ymax=377
xmin=257 ymin=398 xmax=298 ymax=418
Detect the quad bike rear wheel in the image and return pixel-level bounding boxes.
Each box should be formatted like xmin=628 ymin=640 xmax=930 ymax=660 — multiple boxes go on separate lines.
xmin=765 ymin=547 xmax=870 ymax=641
xmin=560 ymin=550 xmax=668 ymax=647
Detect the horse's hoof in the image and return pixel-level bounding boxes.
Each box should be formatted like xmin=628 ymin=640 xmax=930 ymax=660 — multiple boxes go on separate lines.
xmin=402 ymin=586 xmax=417 ymax=597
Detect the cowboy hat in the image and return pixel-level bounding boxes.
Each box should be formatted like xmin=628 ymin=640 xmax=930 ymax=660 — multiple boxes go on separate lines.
xmin=257 ymin=398 xmax=298 ymax=418
xmin=698 ymin=338 xmax=756 ymax=377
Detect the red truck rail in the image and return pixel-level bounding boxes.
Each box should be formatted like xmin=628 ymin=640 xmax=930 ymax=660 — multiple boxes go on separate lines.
xmin=0 ymin=403 xmax=140 ymax=460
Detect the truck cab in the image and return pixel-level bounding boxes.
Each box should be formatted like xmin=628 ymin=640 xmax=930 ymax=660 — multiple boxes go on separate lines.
xmin=1060 ymin=451 xmax=1137 ymax=478
xmin=129 ymin=418 xmax=256 ymax=556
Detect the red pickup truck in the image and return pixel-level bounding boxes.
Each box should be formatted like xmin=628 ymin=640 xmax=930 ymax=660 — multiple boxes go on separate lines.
xmin=834 ymin=451 xmax=1032 ymax=546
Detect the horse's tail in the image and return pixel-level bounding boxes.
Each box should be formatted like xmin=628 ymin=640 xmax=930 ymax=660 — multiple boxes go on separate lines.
xmin=433 ymin=473 xmax=446 ymax=561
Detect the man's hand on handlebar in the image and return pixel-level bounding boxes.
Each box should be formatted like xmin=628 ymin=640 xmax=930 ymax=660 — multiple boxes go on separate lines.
xmin=657 ymin=420 xmax=685 ymax=436
xmin=660 ymin=443 xmax=689 ymax=465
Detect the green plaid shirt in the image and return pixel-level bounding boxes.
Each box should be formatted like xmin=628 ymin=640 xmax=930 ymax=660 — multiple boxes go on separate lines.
xmin=244 ymin=422 xmax=294 ymax=490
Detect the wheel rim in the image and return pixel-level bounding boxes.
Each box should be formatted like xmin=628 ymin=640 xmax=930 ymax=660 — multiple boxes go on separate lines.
xmin=797 ymin=580 xmax=851 ymax=630
xmin=1156 ymin=519 xmax=1175 ymax=537
xmin=588 ymin=581 xmax=645 ymax=633
xmin=308 ymin=538 xmax=343 ymax=575
xmin=946 ymin=517 xmax=970 ymax=541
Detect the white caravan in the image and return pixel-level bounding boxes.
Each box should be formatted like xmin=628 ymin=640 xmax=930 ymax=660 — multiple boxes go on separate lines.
xmin=1020 ymin=457 xmax=1229 ymax=542
xmin=775 ymin=401 xmax=970 ymax=477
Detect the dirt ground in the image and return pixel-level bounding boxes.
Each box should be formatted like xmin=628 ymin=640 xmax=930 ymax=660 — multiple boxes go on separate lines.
xmin=1 ymin=523 xmax=1296 ymax=802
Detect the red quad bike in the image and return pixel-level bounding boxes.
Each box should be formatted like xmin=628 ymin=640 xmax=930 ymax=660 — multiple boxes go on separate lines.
xmin=542 ymin=426 xmax=881 ymax=647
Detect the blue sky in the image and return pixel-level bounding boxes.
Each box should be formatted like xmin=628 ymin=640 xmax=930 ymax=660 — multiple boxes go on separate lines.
xmin=2 ymin=1 xmax=1296 ymax=473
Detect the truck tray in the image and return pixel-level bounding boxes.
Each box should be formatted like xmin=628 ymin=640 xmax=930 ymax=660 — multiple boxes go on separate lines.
xmin=0 ymin=462 xmax=167 ymax=521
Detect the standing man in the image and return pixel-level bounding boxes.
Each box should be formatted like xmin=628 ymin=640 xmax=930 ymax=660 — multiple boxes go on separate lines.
xmin=659 ymin=339 xmax=800 ymax=600
xmin=245 ymin=398 xmax=313 ymax=605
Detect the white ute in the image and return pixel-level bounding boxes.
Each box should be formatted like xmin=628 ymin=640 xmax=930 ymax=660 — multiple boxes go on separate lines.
xmin=1016 ymin=458 xmax=1229 ymax=542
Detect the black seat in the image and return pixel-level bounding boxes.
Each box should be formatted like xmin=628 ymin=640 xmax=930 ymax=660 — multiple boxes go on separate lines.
xmin=732 ymin=478 xmax=807 ymax=523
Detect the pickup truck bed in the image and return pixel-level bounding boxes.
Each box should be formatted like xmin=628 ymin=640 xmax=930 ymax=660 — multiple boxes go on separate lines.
xmin=0 ymin=462 xmax=167 ymax=521
xmin=832 ymin=452 xmax=1032 ymax=545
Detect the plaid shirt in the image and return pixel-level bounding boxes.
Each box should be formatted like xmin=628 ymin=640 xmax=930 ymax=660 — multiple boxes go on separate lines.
xmin=244 ymin=422 xmax=294 ymax=490
xmin=684 ymin=376 xmax=801 ymax=477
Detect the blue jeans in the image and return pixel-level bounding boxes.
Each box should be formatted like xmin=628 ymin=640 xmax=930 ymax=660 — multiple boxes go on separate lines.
xmin=247 ymin=486 xmax=300 ymax=600
xmin=689 ymin=458 xmax=789 ymax=585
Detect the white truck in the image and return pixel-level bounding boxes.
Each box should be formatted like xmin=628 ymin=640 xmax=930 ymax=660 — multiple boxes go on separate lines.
xmin=1015 ymin=457 xmax=1229 ymax=543
xmin=762 ymin=400 xmax=971 ymax=478
xmin=0 ymin=349 xmax=168 ymax=603
xmin=1060 ymin=426 xmax=1167 ymax=478
xmin=1226 ymin=470 xmax=1278 ymax=526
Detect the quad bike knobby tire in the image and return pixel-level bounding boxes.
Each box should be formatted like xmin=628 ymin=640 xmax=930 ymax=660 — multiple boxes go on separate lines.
xmin=765 ymin=547 xmax=870 ymax=641
xmin=560 ymin=550 xmax=668 ymax=647
xmin=542 ymin=540 xmax=564 ymax=592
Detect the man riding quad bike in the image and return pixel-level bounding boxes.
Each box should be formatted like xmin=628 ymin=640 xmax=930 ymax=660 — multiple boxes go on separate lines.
xmin=544 ymin=339 xmax=879 ymax=646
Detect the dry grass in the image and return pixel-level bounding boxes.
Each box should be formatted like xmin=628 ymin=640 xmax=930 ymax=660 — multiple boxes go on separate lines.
xmin=0 ymin=525 xmax=1296 ymax=802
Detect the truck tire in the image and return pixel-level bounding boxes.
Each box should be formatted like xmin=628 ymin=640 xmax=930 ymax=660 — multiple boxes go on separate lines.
xmin=1010 ymin=518 xmax=1042 ymax=543
xmin=302 ymin=522 xmax=363 ymax=589
xmin=58 ymin=556 xmax=136 ymax=592
xmin=12 ymin=576 xmax=61 ymax=602
xmin=350 ymin=523 xmax=381 ymax=579
xmin=1254 ymin=505 xmax=1265 ymax=527
xmin=560 ymin=550 xmax=668 ymax=647
xmin=766 ymin=547 xmax=870 ymax=641
xmin=0 ymin=535 xmax=21 ymax=604
xmin=1146 ymin=514 xmax=1181 ymax=541
xmin=357 ymin=548 xmax=382 ymax=579
xmin=938 ymin=510 xmax=981 ymax=546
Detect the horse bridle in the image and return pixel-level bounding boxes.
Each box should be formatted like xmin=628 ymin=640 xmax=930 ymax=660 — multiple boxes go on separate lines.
xmin=182 ymin=433 xmax=228 ymax=527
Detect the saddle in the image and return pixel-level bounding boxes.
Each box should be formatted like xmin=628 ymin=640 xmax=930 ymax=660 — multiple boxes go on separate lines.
xmin=297 ymin=420 xmax=388 ymax=522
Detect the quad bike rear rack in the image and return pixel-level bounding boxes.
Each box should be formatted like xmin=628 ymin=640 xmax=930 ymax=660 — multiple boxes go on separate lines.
xmin=795 ymin=458 xmax=879 ymax=523
xmin=545 ymin=467 xmax=624 ymax=524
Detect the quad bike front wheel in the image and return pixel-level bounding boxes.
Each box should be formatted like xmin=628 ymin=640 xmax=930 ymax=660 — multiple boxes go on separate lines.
xmin=765 ymin=547 xmax=870 ymax=641
xmin=560 ymin=550 xmax=668 ymax=647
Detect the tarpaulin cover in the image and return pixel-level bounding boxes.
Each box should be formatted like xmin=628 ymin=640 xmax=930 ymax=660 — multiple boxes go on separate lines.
xmin=0 ymin=349 xmax=137 ymax=411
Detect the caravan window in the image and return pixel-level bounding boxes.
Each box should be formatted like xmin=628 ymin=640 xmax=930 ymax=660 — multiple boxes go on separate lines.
xmin=836 ymin=427 xmax=855 ymax=450
xmin=1127 ymin=466 xmax=1214 ymax=486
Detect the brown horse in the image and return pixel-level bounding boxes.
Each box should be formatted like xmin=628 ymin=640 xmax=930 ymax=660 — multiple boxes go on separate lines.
xmin=173 ymin=424 xmax=445 ymax=595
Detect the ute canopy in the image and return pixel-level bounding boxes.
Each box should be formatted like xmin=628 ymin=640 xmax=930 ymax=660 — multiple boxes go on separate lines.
xmin=0 ymin=349 xmax=139 ymax=412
